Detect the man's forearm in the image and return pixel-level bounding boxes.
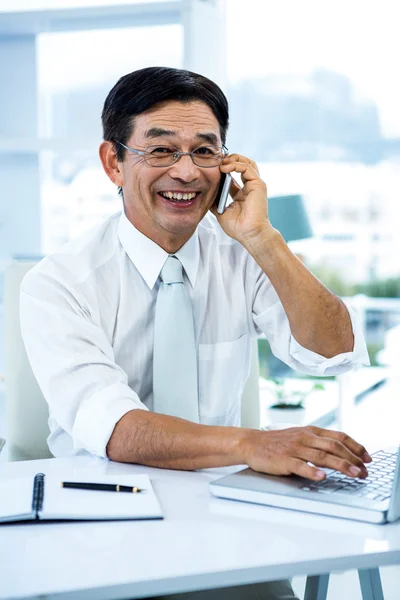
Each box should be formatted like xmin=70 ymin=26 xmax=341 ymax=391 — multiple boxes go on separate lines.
xmin=241 ymin=226 xmax=354 ymax=358
xmin=106 ymin=409 xmax=371 ymax=484
xmin=106 ymin=409 xmax=247 ymax=469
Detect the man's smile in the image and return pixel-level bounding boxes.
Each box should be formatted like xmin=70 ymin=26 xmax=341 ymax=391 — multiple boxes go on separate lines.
xmin=157 ymin=190 xmax=202 ymax=207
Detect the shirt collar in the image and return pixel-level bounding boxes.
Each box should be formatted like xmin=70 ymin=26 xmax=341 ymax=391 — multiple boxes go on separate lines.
xmin=117 ymin=211 xmax=199 ymax=290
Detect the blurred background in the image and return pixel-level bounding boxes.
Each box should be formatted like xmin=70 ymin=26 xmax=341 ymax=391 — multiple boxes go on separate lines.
xmin=0 ymin=0 xmax=399 ymax=381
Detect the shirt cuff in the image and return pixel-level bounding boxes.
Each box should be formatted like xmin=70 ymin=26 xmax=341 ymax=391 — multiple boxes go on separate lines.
xmin=289 ymin=303 xmax=370 ymax=376
xmin=72 ymin=382 xmax=149 ymax=458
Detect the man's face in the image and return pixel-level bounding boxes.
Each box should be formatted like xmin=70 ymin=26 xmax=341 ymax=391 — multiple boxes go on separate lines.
xmin=117 ymin=100 xmax=223 ymax=251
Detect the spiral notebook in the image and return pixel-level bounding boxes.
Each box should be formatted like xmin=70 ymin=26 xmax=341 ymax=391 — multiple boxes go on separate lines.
xmin=0 ymin=471 xmax=163 ymax=523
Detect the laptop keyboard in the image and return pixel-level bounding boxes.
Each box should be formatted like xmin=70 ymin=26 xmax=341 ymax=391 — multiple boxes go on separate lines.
xmin=301 ymin=450 xmax=397 ymax=501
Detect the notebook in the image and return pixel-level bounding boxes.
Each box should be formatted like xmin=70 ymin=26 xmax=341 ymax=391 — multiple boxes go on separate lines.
xmin=210 ymin=448 xmax=400 ymax=524
xmin=0 ymin=471 xmax=163 ymax=523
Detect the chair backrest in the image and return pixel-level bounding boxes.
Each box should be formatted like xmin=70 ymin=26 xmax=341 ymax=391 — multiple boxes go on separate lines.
xmin=4 ymin=261 xmax=53 ymax=461
xmin=240 ymin=338 xmax=260 ymax=429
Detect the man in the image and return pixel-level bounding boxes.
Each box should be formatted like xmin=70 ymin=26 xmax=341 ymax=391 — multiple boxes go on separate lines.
xmin=21 ymin=67 xmax=370 ymax=600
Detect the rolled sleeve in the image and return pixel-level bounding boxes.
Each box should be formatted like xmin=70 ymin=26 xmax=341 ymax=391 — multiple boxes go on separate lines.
xmin=72 ymin=382 xmax=147 ymax=458
xmin=254 ymin=296 xmax=370 ymax=376
xmin=289 ymin=303 xmax=370 ymax=376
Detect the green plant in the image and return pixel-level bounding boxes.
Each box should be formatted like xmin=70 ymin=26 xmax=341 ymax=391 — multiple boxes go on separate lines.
xmin=307 ymin=264 xmax=400 ymax=299
xmin=354 ymin=277 xmax=400 ymax=298
xmin=257 ymin=338 xmax=272 ymax=379
xmin=268 ymin=378 xmax=325 ymax=409
xmin=366 ymin=342 xmax=384 ymax=367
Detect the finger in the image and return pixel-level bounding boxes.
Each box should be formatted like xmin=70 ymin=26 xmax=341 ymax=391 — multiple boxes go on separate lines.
xmin=221 ymin=161 xmax=265 ymax=186
xmin=309 ymin=427 xmax=372 ymax=463
xmin=287 ymin=458 xmax=326 ymax=482
xmin=309 ymin=436 xmax=368 ymax=476
xmin=229 ymin=177 xmax=241 ymax=198
xmin=223 ymin=153 xmax=259 ymax=174
xmin=303 ymin=428 xmax=369 ymax=476
xmin=230 ymin=181 xmax=258 ymax=203
xmin=297 ymin=447 xmax=366 ymax=479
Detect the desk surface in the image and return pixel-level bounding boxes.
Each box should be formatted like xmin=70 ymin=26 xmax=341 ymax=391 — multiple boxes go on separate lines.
xmin=1 ymin=456 xmax=400 ymax=600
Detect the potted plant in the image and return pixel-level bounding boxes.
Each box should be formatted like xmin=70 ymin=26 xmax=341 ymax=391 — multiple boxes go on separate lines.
xmin=263 ymin=378 xmax=325 ymax=429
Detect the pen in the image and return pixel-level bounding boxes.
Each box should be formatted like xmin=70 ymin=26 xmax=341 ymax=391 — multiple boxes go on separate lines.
xmin=61 ymin=482 xmax=144 ymax=493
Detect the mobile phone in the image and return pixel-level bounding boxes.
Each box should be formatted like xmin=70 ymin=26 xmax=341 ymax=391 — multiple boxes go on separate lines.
xmin=215 ymin=173 xmax=232 ymax=214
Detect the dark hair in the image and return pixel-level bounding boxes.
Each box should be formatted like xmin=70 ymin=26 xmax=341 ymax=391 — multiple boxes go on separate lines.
xmin=101 ymin=66 xmax=229 ymax=162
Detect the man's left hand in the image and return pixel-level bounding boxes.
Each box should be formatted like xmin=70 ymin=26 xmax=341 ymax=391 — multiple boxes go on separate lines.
xmin=210 ymin=153 xmax=273 ymax=243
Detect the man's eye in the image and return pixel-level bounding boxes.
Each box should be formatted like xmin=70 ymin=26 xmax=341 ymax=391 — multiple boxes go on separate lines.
xmin=149 ymin=147 xmax=175 ymax=155
xmin=193 ymin=146 xmax=217 ymax=155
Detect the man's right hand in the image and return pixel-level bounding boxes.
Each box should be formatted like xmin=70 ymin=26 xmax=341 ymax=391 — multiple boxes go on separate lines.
xmin=240 ymin=425 xmax=372 ymax=481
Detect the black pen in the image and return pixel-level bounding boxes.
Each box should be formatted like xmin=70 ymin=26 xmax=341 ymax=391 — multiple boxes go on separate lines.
xmin=61 ymin=482 xmax=144 ymax=493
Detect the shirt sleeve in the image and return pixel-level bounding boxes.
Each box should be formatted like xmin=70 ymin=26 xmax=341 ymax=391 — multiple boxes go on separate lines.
xmin=20 ymin=269 xmax=148 ymax=459
xmin=248 ymin=264 xmax=370 ymax=376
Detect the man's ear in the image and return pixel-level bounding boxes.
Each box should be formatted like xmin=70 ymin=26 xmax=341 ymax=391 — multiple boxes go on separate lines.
xmin=99 ymin=141 xmax=124 ymax=188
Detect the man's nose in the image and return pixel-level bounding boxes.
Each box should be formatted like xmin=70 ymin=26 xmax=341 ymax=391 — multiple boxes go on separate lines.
xmin=168 ymin=154 xmax=200 ymax=181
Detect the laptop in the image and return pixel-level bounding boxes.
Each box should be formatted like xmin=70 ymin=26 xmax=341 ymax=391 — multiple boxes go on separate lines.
xmin=210 ymin=448 xmax=400 ymax=524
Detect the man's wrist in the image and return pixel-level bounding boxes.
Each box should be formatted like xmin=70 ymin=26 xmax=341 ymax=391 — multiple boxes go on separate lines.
xmin=238 ymin=224 xmax=284 ymax=259
xmin=232 ymin=427 xmax=261 ymax=465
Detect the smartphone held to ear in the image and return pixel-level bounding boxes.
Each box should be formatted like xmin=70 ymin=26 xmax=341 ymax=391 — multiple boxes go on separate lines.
xmin=216 ymin=173 xmax=233 ymax=214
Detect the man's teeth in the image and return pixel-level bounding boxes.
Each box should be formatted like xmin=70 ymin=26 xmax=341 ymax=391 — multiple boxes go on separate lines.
xmin=160 ymin=192 xmax=197 ymax=201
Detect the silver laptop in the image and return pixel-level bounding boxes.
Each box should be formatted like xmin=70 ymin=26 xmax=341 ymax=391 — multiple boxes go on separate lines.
xmin=210 ymin=448 xmax=400 ymax=524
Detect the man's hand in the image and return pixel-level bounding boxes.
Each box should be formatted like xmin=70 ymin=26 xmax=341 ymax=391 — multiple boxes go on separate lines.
xmin=240 ymin=426 xmax=372 ymax=481
xmin=210 ymin=153 xmax=273 ymax=244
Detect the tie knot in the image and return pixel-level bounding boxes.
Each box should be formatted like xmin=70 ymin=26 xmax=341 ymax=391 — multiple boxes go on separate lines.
xmin=160 ymin=255 xmax=184 ymax=284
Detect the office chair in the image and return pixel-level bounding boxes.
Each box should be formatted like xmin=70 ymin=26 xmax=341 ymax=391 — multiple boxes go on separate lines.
xmin=241 ymin=338 xmax=261 ymax=429
xmin=4 ymin=260 xmax=52 ymax=461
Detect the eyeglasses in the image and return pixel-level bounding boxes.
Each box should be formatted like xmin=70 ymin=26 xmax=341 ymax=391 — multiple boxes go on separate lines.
xmin=114 ymin=140 xmax=228 ymax=168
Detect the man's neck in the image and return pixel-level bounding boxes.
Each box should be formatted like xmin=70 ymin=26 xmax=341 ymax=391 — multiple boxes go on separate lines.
xmin=124 ymin=210 xmax=195 ymax=254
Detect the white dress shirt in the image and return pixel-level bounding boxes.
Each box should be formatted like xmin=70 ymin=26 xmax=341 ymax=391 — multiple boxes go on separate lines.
xmin=20 ymin=211 xmax=369 ymax=459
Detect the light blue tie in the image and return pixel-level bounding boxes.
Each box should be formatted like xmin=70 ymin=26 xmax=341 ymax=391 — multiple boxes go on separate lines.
xmin=153 ymin=255 xmax=199 ymax=423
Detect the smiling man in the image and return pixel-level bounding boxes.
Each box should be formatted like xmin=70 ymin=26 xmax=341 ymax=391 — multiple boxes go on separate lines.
xmin=20 ymin=67 xmax=370 ymax=600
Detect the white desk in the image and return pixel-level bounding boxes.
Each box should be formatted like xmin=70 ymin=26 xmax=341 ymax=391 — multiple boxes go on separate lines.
xmin=1 ymin=457 xmax=400 ymax=600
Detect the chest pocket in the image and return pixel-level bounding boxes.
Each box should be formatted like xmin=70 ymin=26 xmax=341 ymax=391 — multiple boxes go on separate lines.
xmin=198 ymin=334 xmax=250 ymax=425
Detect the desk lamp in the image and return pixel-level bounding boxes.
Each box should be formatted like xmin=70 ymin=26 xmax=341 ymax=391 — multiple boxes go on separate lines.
xmin=267 ymin=194 xmax=313 ymax=242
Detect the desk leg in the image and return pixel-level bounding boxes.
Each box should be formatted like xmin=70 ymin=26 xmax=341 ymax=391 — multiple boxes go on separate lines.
xmin=304 ymin=574 xmax=330 ymax=600
xmin=358 ymin=568 xmax=384 ymax=600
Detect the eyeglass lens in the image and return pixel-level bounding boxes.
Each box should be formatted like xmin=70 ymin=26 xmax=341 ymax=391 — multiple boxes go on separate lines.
xmin=144 ymin=146 xmax=224 ymax=167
